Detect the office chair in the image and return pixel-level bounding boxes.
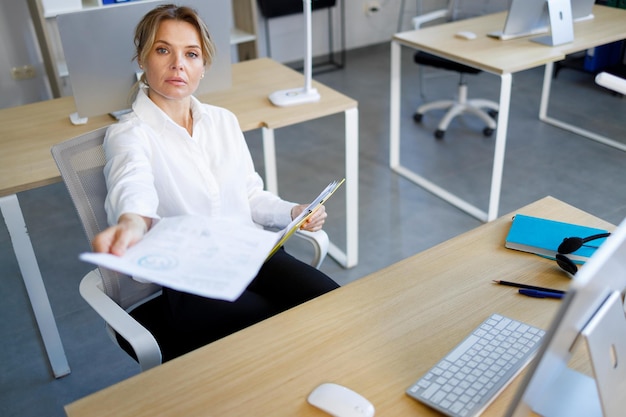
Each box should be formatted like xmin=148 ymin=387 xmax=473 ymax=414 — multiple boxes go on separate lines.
xmin=411 ymin=1 xmax=500 ymax=139
xmin=51 ymin=126 xmax=329 ymax=371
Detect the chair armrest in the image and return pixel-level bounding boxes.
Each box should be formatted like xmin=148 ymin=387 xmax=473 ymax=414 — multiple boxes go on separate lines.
xmin=294 ymin=229 xmax=329 ymax=269
xmin=79 ymin=269 xmax=162 ymax=371
xmin=412 ymin=8 xmax=450 ymax=29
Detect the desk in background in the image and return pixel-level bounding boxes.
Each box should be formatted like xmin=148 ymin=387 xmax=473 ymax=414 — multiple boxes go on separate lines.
xmin=0 ymin=58 xmax=358 ymax=378
xmin=390 ymin=5 xmax=626 ymax=222
xmin=64 ymin=196 xmax=612 ymax=417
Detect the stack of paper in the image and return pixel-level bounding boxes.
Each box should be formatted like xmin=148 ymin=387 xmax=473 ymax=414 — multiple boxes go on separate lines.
xmin=80 ymin=216 xmax=277 ymax=301
xmin=80 ymin=179 xmax=344 ymax=301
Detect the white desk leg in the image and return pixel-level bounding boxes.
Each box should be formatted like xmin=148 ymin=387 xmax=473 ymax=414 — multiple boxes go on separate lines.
xmin=0 ymin=194 xmax=71 ymax=379
xmin=538 ymin=62 xmax=554 ymax=120
xmin=328 ymin=107 xmax=359 ymax=269
xmin=487 ymin=73 xmax=512 ymax=221
xmin=262 ymin=120 xmax=358 ymax=269
xmin=390 ymin=41 xmax=401 ymax=169
xmin=261 ymin=127 xmax=279 ymax=194
xmin=389 ymin=41 xmax=493 ymax=222
xmin=539 ymin=61 xmax=626 ymax=152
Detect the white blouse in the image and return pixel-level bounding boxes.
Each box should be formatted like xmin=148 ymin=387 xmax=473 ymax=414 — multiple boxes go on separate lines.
xmin=103 ymin=88 xmax=295 ymax=230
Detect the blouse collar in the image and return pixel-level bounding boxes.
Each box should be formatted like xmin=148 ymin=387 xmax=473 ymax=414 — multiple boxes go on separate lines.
xmin=132 ymin=87 xmax=207 ymax=134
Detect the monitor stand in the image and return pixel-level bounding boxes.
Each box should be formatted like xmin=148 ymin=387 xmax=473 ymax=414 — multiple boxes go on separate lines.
xmin=532 ymin=0 xmax=574 ymax=46
xmin=533 ymin=291 xmax=626 ymax=417
xmin=69 ymin=112 xmax=88 ymax=125
xmin=533 ymin=367 xmax=601 ymax=417
xmin=269 ymin=0 xmax=320 ymax=106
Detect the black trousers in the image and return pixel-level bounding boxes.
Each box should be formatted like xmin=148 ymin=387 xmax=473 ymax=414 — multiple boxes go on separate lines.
xmin=158 ymin=248 xmax=339 ymax=359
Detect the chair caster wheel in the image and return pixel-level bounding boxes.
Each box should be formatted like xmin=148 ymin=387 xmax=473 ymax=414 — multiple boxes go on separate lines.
xmin=488 ymin=110 xmax=498 ymax=119
xmin=434 ymin=129 xmax=445 ymax=139
xmin=483 ymin=127 xmax=494 ymax=137
xmin=413 ymin=113 xmax=423 ymax=123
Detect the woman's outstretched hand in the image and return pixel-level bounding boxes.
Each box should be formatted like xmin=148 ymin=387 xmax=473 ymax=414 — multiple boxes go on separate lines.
xmin=92 ymin=213 xmax=152 ymax=256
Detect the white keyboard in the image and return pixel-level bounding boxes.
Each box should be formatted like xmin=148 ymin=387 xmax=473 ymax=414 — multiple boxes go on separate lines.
xmin=406 ymin=314 xmax=545 ymax=417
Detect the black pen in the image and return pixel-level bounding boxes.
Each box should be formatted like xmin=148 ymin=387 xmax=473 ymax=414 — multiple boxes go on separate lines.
xmin=518 ymin=289 xmax=564 ymax=299
xmin=492 ymin=279 xmax=565 ymax=294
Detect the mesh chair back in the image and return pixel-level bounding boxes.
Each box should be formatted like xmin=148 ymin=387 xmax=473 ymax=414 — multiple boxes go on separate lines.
xmin=51 ymin=127 xmax=161 ymax=310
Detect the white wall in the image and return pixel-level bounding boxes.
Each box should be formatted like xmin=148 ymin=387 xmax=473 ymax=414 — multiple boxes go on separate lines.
xmin=257 ymin=0 xmax=509 ymax=64
xmin=256 ymin=0 xmax=449 ymax=63
xmin=0 ymin=0 xmax=455 ymax=108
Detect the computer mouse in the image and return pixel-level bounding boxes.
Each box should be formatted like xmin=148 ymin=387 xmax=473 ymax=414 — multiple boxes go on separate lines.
xmin=455 ymin=31 xmax=477 ymax=40
xmin=307 ymin=382 xmax=375 ymax=417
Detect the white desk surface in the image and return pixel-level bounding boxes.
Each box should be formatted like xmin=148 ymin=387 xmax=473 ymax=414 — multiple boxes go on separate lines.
xmin=0 ymin=58 xmax=358 ymax=379
xmin=393 ymin=5 xmax=626 ymax=75
xmin=0 ymin=58 xmax=356 ymax=197
xmin=65 ymin=196 xmax=614 ymax=417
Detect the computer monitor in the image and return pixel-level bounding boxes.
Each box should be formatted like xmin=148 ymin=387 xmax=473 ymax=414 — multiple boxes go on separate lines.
xmin=57 ymin=0 xmax=232 ymax=121
xmin=571 ymin=0 xmax=596 ymax=22
xmin=487 ymin=0 xmax=549 ymax=40
xmin=505 ymin=215 xmax=626 ymax=417
xmin=489 ymin=0 xmax=595 ymax=41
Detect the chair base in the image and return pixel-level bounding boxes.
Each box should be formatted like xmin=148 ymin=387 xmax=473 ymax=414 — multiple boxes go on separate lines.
xmin=414 ymin=82 xmax=499 ymax=139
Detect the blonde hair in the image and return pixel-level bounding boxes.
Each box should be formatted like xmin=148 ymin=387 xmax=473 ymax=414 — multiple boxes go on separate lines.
xmin=131 ymin=4 xmax=215 ymax=93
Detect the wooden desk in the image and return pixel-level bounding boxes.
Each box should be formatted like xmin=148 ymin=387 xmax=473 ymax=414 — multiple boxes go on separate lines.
xmin=390 ymin=5 xmax=626 ymax=222
xmin=65 ymin=196 xmax=613 ymax=417
xmin=0 ymin=58 xmax=358 ymax=378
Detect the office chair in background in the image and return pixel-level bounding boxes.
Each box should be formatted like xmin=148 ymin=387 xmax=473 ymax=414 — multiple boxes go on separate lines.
xmin=51 ymin=127 xmax=329 ymax=371
xmin=409 ymin=0 xmax=507 ymax=139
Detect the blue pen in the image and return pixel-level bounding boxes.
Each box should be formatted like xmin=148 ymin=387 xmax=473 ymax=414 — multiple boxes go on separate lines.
xmin=519 ymin=289 xmax=564 ymax=299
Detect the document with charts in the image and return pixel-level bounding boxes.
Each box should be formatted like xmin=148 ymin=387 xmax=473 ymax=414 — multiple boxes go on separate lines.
xmin=79 ymin=179 xmax=344 ymax=301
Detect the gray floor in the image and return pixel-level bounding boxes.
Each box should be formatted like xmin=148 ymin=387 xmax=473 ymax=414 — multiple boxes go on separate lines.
xmin=2 ymin=42 xmax=625 ymax=417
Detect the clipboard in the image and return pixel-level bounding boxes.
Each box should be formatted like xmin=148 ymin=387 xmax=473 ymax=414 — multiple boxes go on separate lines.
xmin=267 ymin=178 xmax=345 ymax=260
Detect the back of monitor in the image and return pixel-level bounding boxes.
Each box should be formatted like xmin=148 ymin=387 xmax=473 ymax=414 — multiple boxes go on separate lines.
xmin=488 ymin=0 xmax=548 ymax=40
xmin=505 ymin=215 xmax=626 ymax=417
xmin=490 ymin=0 xmax=595 ymax=40
xmin=571 ymin=0 xmax=595 ymax=21
xmin=531 ymin=0 xmax=574 ymax=46
xmin=57 ymin=0 xmax=232 ymax=119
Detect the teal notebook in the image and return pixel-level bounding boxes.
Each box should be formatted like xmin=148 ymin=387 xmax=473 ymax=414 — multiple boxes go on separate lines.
xmin=505 ymin=214 xmax=609 ymax=263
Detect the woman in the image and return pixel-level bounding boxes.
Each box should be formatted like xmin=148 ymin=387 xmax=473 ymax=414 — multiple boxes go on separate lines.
xmin=93 ymin=4 xmax=339 ymax=360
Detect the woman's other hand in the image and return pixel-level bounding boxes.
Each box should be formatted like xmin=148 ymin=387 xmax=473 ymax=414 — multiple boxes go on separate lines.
xmin=92 ymin=213 xmax=151 ymax=256
xmin=291 ymin=204 xmax=327 ymax=232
